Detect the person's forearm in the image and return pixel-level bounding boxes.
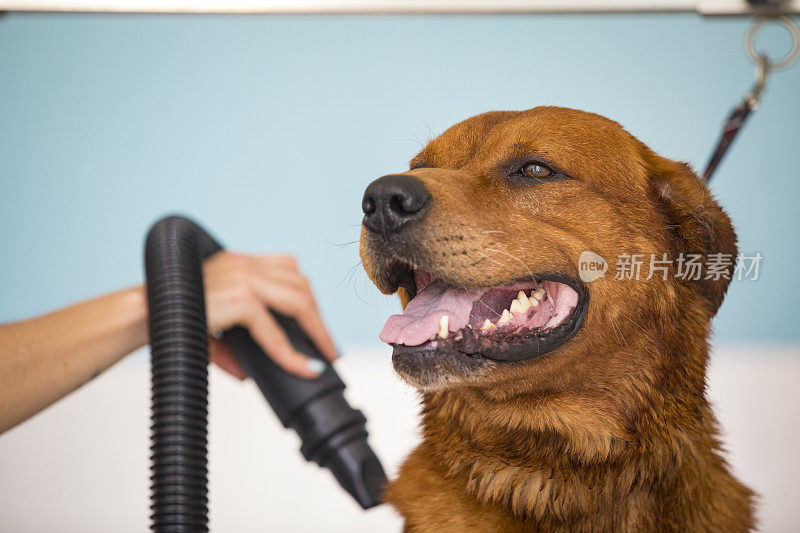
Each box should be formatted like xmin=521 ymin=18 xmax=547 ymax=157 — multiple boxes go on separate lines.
xmin=0 ymin=286 xmax=148 ymax=434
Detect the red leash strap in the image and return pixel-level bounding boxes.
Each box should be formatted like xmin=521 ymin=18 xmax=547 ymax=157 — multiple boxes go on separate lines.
xmin=702 ymin=53 xmax=767 ymax=183
xmin=702 ymin=99 xmax=755 ymax=182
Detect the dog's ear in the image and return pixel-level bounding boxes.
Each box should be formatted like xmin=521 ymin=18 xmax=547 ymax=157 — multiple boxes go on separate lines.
xmin=648 ymin=157 xmax=738 ymax=315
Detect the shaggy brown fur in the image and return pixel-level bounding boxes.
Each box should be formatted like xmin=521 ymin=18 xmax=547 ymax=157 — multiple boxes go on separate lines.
xmin=360 ymin=107 xmax=755 ymax=532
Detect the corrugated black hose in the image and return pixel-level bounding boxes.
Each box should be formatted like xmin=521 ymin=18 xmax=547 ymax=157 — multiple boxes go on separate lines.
xmin=144 ymin=215 xmax=386 ymax=532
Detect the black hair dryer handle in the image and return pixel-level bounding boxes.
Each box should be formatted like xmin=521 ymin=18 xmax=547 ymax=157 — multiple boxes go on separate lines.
xmin=224 ymin=311 xmax=386 ymax=509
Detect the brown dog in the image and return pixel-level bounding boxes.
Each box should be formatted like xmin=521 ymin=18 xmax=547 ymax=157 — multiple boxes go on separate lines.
xmin=359 ymin=107 xmax=755 ymax=532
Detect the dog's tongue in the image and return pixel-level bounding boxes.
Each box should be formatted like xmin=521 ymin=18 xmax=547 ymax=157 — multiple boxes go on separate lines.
xmin=379 ymin=281 xmax=484 ymax=347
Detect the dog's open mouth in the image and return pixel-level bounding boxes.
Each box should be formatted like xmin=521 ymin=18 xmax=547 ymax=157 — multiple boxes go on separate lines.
xmin=379 ymin=260 xmax=588 ymax=362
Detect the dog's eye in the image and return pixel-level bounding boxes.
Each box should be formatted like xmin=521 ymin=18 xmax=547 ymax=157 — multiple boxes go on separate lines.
xmin=521 ymin=163 xmax=552 ymax=179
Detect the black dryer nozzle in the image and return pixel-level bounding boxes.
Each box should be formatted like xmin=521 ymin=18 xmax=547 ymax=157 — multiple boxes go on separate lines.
xmin=224 ymin=316 xmax=387 ymax=510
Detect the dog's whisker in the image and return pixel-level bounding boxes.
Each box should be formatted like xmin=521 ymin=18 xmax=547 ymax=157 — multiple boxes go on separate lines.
xmin=476 ymin=300 xmax=502 ymax=318
xmin=450 ymin=271 xmax=470 ymax=293
xmin=336 ymin=261 xmax=363 ymax=292
xmin=616 ymin=311 xmax=649 ymax=336
xmin=474 ymin=251 xmax=542 ymax=297
xmin=416 ymin=113 xmax=435 ymax=143
xmin=354 ymin=272 xmax=371 ymax=305
xmin=484 ymin=248 xmax=541 ymax=288
xmin=609 ymin=317 xmax=628 ymax=346
xmin=402 ymin=120 xmax=426 ymax=148
xmin=322 ymin=237 xmax=358 ymax=249
xmin=334 ymin=261 xmax=366 ymax=303
xmin=339 ymin=262 xmax=377 ymax=307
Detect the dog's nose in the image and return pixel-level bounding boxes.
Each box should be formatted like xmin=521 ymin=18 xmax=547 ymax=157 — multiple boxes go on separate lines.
xmin=362 ymin=174 xmax=431 ymax=234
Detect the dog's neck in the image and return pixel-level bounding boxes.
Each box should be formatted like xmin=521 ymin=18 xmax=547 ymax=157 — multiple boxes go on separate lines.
xmin=419 ymin=386 xmax=651 ymax=523
xmin=415 ymin=336 xmax=739 ymax=529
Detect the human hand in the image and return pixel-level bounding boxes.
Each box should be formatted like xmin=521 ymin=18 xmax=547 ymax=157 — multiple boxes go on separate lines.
xmin=202 ymin=252 xmax=338 ymax=379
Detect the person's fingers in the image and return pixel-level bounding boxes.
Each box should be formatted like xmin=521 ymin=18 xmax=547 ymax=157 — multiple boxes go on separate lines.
xmin=290 ymin=309 xmax=338 ymax=362
xmin=209 ymin=338 xmax=247 ymax=380
xmin=242 ymin=304 xmax=325 ymax=379
xmin=253 ymin=266 xmax=310 ymax=292
xmin=250 ymin=255 xmax=300 ymax=273
xmin=247 ymin=277 xmax=339 ymax=362
xmin=204 ymin=252 xmax=338 ymax=367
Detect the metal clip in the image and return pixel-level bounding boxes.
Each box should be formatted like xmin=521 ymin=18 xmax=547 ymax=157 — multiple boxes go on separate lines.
xmin=745 ymin=54 xmax=769 ymax=110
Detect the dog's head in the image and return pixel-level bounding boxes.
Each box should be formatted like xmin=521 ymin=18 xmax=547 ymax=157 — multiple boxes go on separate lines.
xmin=360 ymin=107 xmax=736 ymax=392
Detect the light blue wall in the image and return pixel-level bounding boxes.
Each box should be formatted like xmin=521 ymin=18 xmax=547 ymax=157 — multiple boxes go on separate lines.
xmin=1 ymin=13 xmax=798 ymax=344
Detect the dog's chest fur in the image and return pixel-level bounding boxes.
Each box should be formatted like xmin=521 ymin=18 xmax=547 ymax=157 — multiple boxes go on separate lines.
xmin=385 ymin=379 xmax=754 ymax=532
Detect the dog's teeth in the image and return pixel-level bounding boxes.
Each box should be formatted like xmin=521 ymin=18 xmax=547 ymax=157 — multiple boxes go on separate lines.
xmin=532 ymin=288 xmax=546 ymax=301
xmin=498 ymin=309 xmax=512 ymax=325
xmin=439 ymin=314 xmax=449 ymax=338
xmin=509 ymin=291 xmax=532 ymax=315
xmin=510 ymin=298 xmax=530 ymax=314
xmin=480 ymin=319 xmax=495 ymax=331
xmin=514 ymin=291 xmax=532 ymax=313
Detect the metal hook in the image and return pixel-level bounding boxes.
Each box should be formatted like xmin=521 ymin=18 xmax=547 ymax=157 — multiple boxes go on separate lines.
xmin=745 ymin=53 xmax=769 ymax=109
